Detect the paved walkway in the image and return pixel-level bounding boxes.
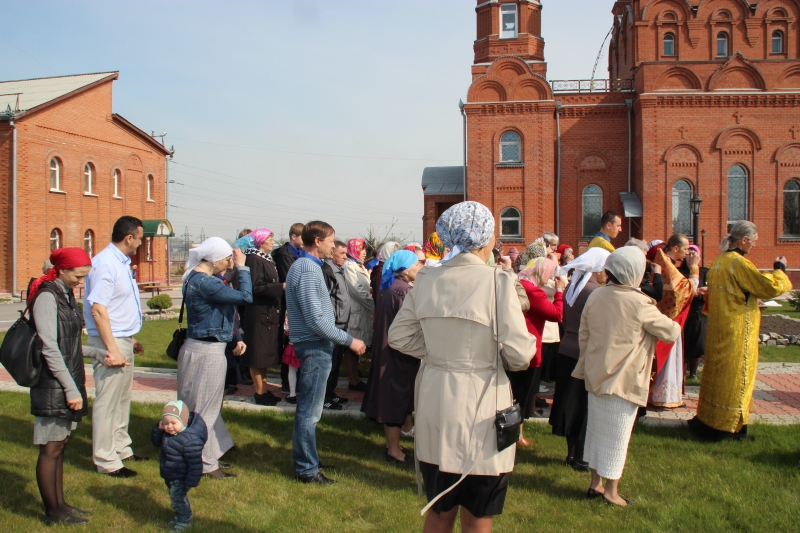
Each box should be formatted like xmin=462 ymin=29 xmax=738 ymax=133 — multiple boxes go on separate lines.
xmin=3 ymin=363 xmax=800 ymax=425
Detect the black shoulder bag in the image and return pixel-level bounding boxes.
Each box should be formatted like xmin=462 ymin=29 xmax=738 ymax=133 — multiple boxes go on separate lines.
xmin=166 ymin=272 xmax=195 ymax=361
xmin=493 ymin=269 xmax=523 ymax=452
xmin=0 ymin=302 xmax=43 ymax=387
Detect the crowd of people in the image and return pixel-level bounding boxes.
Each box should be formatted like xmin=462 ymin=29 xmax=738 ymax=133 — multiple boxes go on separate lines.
xmin=20 ymin=205 xmax=792 ymax=531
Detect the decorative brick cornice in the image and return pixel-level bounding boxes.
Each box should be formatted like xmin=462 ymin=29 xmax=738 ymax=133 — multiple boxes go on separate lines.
xmin=465 ymin=102 xmax=555 ymax=115
xmin=639 ymin=94 xmax=800 ymax=108
xmin=560 ymin=106 xmax=628 ymax=118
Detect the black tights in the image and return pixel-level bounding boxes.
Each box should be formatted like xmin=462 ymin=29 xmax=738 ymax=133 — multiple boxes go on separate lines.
xmin=36 ymin=437 xmax=73 ymax=519
xmin=566 ymin=435 xmax=585 ymax=462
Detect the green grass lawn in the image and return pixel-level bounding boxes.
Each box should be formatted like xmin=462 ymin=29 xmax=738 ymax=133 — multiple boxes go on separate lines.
xmin=0 ymin=392 xmax=798 ymax=533
xmin=762 ymin=300 xmax=800 ymax=319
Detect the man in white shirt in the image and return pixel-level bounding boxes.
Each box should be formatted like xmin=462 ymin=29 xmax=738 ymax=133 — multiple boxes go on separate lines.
xmin=84 ymin=216 xmax=146 ymax=477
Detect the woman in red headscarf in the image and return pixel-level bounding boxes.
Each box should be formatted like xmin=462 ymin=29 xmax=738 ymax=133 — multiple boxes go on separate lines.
xmin=29 ymin=248 xmax=107 ymax=525
xmin=343 ymin=238 xmax=373 ymax=392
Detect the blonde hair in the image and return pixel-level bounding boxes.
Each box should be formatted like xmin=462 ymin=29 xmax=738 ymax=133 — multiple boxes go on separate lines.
xmin=721 ymin=221 xmax=757 ymax=252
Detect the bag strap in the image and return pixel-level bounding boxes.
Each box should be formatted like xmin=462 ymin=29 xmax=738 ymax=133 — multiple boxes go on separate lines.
xmin=178 ymin=271 xmax=198 ymax=326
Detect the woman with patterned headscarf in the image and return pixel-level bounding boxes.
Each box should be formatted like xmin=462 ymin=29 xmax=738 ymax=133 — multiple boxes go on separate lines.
xmin=518 ymin=238 xmax=548 ymax=267
xmin=388 ymin=201 xmax=536 ymax=531
xmin=239 ymin=228 xmax=284 ymax=406
xmin=423 ymin=232 xmax=446 ymax=267
xmin=514 ymin=258 xmax=565 ymax=446
xmin=343 ymin=238 xmax=374 ymax=392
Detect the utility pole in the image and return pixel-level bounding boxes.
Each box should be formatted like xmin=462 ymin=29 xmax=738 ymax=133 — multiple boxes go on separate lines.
xmin=183 ymin=226 xmax=191 ymax=259
xmin=199 ymin=228 xmax=206 ymax=243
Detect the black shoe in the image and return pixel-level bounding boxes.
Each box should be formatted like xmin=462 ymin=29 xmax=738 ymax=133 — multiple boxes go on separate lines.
xmin=331 ymin=395 xmax=349 ymax=405
xmin=43 ymin=513 xmax=89 ymax=525
xmin=602 ymin=496 xmax=633 ymax=507
xmin=219 ymin=462 xmax=232 ymax=470
xmin=586 ymin=488 xmax=604 ymax=500
xmin=296 ymin=472 xmax=335 ymax=485
xmin=254 ymin=392 xmax=279 ymax=406
xmin=348 ymin=381 xmax=366 ymax=392
xmin=384 ymin=449 xmax=414 ymax=464
xmin=106 ymin=467 xmax=137 ymax=478
xmin=280 ymin=381 xmax=290 ymax=393
xmin=130 ymin=454 xmax=150 ymax=462
xmin=65 ymin=506 xmax=92 ymax=516
xmin=285 ymin=395 xmax=298 ymax=405
xmin=323 ymin=401 xmax=343 ymax=410
xmin=568 ymin=459 xmax=590 ymax=472
xmin=203 ymin=469 xmax=235 ymax=479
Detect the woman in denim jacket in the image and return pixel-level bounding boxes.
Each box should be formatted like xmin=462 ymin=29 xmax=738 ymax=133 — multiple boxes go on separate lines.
xmin=178 ymin=237 xmax=253 ymax=479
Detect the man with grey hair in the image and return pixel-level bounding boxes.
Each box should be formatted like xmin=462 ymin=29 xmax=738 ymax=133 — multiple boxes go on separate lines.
xmin=542 ymin=232 xmax=559 ymax=255
xmin=624 ymin=238 xmax=649 ymax=253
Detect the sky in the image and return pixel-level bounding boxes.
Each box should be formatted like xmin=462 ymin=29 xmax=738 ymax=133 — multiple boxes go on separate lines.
xmin=2 ymin=0 xmax=615 ymax=244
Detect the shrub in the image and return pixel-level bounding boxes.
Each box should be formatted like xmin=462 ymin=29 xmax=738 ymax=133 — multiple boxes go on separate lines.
xmin=147 ymin=294 xmax=173 ymax=314
xmin=787 ymin=289 xmax=800 ymax=312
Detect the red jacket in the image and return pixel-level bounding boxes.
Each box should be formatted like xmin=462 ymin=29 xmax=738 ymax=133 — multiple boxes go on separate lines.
xmin=519 ymin=279 xmax=564 ymax=367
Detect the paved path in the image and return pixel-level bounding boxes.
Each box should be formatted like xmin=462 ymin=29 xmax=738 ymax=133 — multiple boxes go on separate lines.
xmin=3 ymin=363 xmax=800 ymax=425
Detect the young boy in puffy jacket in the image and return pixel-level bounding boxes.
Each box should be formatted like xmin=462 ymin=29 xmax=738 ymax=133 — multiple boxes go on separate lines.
xmin=151 ymin=401 xmax=207 ymax=533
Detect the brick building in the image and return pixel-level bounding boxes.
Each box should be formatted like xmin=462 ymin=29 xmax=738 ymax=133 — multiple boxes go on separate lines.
xmin=0 ymin=72 xmax=173 ymax=294
xmin=423 ymin=0 xmax=800 ymax=268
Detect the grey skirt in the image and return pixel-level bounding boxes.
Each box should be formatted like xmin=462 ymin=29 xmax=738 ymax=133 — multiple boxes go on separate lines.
xmin=34 ymin=416 xmax=77 ymax=445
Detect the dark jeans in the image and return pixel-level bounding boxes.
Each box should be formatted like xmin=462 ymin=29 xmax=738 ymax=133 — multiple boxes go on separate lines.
xmin=325 ymin=342 xmax=347 ymax=401
xmin=292 ymin=339 xmax=334 ymax=476
xmin=166 ymin=480 xmax=192 ymax=525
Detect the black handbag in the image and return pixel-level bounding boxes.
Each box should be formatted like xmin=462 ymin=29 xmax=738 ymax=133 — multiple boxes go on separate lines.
xmin=493 ymin=269 xmax=523 ymax=452
xmin=0 ymin=306 xmax=43 ymax=387
xmin=165 ymin=273 xmax=194 ymax=361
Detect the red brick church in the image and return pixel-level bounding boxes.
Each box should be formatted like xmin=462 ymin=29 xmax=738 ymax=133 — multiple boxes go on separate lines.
xmin=423 ymin=0 xmax=800 ymax=268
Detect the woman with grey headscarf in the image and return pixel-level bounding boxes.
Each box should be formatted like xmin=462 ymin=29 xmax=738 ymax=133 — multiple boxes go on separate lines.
xmin=389 ymin=202 xmax=536 ymax=532
xmin=573 ymin=247 xmax=679 ymax=506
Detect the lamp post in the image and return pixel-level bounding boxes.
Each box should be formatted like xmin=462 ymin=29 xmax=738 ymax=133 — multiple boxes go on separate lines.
xmin=689 ymin=195 xmax=703 ymax=245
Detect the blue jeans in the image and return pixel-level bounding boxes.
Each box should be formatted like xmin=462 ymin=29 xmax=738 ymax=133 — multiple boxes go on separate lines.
xmin=292 ymin=340 xmax=334 ymax=476
xmin=166 ymin=480 xmax=192 ymax=525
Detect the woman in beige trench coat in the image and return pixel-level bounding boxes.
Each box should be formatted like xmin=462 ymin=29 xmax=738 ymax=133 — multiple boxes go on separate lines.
xmin=389 ymin=201 xmax=537 ymax=533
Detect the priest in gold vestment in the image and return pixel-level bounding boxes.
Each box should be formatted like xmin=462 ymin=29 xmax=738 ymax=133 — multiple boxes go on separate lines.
xmin=689 ymin=222 xmax=791 ymax=440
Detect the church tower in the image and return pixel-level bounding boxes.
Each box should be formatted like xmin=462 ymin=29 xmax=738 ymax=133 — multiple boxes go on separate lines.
xmin=473 ymin=0 xmax=548 ymax=79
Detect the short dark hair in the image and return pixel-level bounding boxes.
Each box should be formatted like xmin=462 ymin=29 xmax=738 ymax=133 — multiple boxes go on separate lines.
xmin=238 ymin=228 xmax=252 ymax=239
xmin=111 ymin=216 xmax=143 ymax=243
xmin=289 ymin=223 xmax=305 ymax=238
xmin=333 ymin=240 xmax=347 ymax=249
xmin=601 ymin=211 xmax=621 ymax=227
xmin=301 ymin=221 xmax=335 ymax=247
xmin=666 ymin=233 xmax=689 ymax=250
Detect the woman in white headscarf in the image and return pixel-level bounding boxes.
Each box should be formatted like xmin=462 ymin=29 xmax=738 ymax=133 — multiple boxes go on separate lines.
xmin=572 ymin=247 xmax=679 ymax=506
xmin=549 ymin=247 xmax=609 ymax=472
xmin=179 ymin=237 xmax=253 ymax=479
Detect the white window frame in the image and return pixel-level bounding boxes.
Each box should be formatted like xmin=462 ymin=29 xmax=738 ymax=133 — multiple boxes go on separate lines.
xmin=50 ymin=228 xmax=62 ymax=251
xmin=663 ymin=33 xmax=676 ymax=57
xmin=49 ymin=158 xmax=61 ymax=191
xmin=727 ymin=164 xmax=749 ymax=226
xmin=146 ymin=237 xmax=153 ymax=261
xmin=113 ymin=169 xmax=121 ymax=198
xmin=783 ymin=179 xmax=800 ymax=236
xmin=582 ymin=185 xmax=603 ymax=237
xmin=672 ymin=179 xmax=694 ymax=236
xmin=717 ymin=32 xmax=729 ymax=57
xmin=499 ymin=4 xmax=518 ymax=40
xmin=772 ymin=31 xmax=784 ymax=54
xmin=146 ymin=175 xmax=153 ymax=201
xmin=84 ymin=229 xmax=94 ymax=257
xmin=499 ymin=131 xmax=522 ymax=163
xmin=84 ymin=163 xmax=93 ymax=194
xmin=500 ymin=207 xmax=522 ymax=237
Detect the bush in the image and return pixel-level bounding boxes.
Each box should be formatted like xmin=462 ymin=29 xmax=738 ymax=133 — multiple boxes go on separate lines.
xmin=147 ymin=294 xmax=173 ymax=314
xmin=787 ymin=289 xmax=800 ymax=312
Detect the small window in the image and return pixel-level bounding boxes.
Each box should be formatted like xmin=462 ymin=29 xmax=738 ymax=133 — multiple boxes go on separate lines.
xmin=582 ymin=185 xmax=603 ymax=237
xmin=499 ymin=131 xmax=521 ymax=163
xmin=146 ymin=237 xmax=153 ymax=262
xmin=784 ymin=179 xmax=800 ymax=236
xmin=500 ymin=4 xmax=517 ymax=39
xmin=113 ymin=169 xmax=121 ymax=197
xmin=84 ymin=163 xmax=93 ymax=194
xmin=663 ymin=33 xmax=675 ymax=57
xmin=84 ymin=229 xmax=95 ymax=257
xmin=717 ymin=32 xmax=729 ymax=57
xmin=50 ymin=228 xmax=62 ymax=252
xmin=147 ymin=175 xmax=153 ymax=201
xmin=727 ymin=164 xmax=748 ymax=226
xmin=49 ymin=158 xmax=61 ymax=190
xmin=500 ymin=207 xmax=521 ymax=237
xmin=672 ymin=180 xmax=693 ymax=235
xmin=772 ymin=31 xmax=784 ymax=54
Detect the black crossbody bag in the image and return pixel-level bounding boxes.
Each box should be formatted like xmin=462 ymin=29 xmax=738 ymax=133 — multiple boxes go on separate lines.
xmin=166 ymin=272 xmax=197 ymax=360
xmin=493 ymin=269 xmax=523 ymax=452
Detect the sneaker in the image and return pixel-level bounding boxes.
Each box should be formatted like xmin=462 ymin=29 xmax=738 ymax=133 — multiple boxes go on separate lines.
xmin=323 ymin=401 xmax=343 ymax=411
xmin=348 ymin=381 xmax=366 ymax=392
xmin=170 ymin=520 xmax=192 ymax=532
xmin=331 ymin=395 xmax=349 ymax=405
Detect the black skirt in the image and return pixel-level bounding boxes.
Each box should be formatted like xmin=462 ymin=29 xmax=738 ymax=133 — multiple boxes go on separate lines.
xmin=548 ymin=354 xmax=588 ymax=440
xmin=539 ymin=342 xmax=560 ymax=384
xmin=420 ymin=461 xmax=510 ymax=518
xmin=508 ymin=366 xmax=537 ymax=412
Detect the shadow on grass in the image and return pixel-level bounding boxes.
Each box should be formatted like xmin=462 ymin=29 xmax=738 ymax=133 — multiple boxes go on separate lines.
xmin=0 ymin=465 xmax=41 ymax=520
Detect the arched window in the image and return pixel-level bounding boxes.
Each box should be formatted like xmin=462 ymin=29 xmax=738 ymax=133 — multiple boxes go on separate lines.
xmin=500 ymin=207 xmax=521 ymax=237
xmin=147 ymin=175 xmax=154 ymax=201
xmin=84 ymin=163 xmax=94 ymax=194
xmin=717 ymin=32 xmax=729 ymax=57
xmin=663 ymin=33 xmax=675 ymax=57
xmin=672 ymin=180 xmax=693 ymax=235
xmin=772 ymin=31 xmax=784 ymax=54
xmin=49 ymin=158 xmax=61 ymax=190
xmin=784 ymin=179 xmax=800 ymax=236
xmin=582 ymin=185 xmax=603 ymax=237
xmin=727 ymin=164 xmax=748 ymax=226
xmin=84 ymin=229 xmax=95 ymax=257
xmin=113 ymin=169 xmax=121 ymax=198
xmin=50 ymin=228 xmax=62 ymax=252
xmin=499 ymin=131 xmax=521 ymax=163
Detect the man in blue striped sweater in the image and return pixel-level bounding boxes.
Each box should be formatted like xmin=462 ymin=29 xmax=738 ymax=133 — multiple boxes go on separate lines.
xmin=286 ymin=221 xmax=367 ymax=484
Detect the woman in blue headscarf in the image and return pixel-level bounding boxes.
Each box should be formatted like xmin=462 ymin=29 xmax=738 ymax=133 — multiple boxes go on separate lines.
xmin=361 ymin=249 xmax=425 ymax=463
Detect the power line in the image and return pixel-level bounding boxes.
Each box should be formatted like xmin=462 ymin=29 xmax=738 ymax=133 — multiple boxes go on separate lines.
xmin=0 ymin=36 xmax=57 ymax=75
xmin=170 ymin=137 xmax=461 ymax=163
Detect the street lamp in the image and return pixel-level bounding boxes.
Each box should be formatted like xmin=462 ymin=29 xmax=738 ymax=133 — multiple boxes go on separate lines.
xmin=689 ymin=195 xmax=702 ymax=245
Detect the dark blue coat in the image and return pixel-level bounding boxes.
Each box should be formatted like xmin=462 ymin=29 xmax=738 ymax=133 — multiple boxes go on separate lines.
xmin=151 ymin=412 xmax=208 ymax=488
